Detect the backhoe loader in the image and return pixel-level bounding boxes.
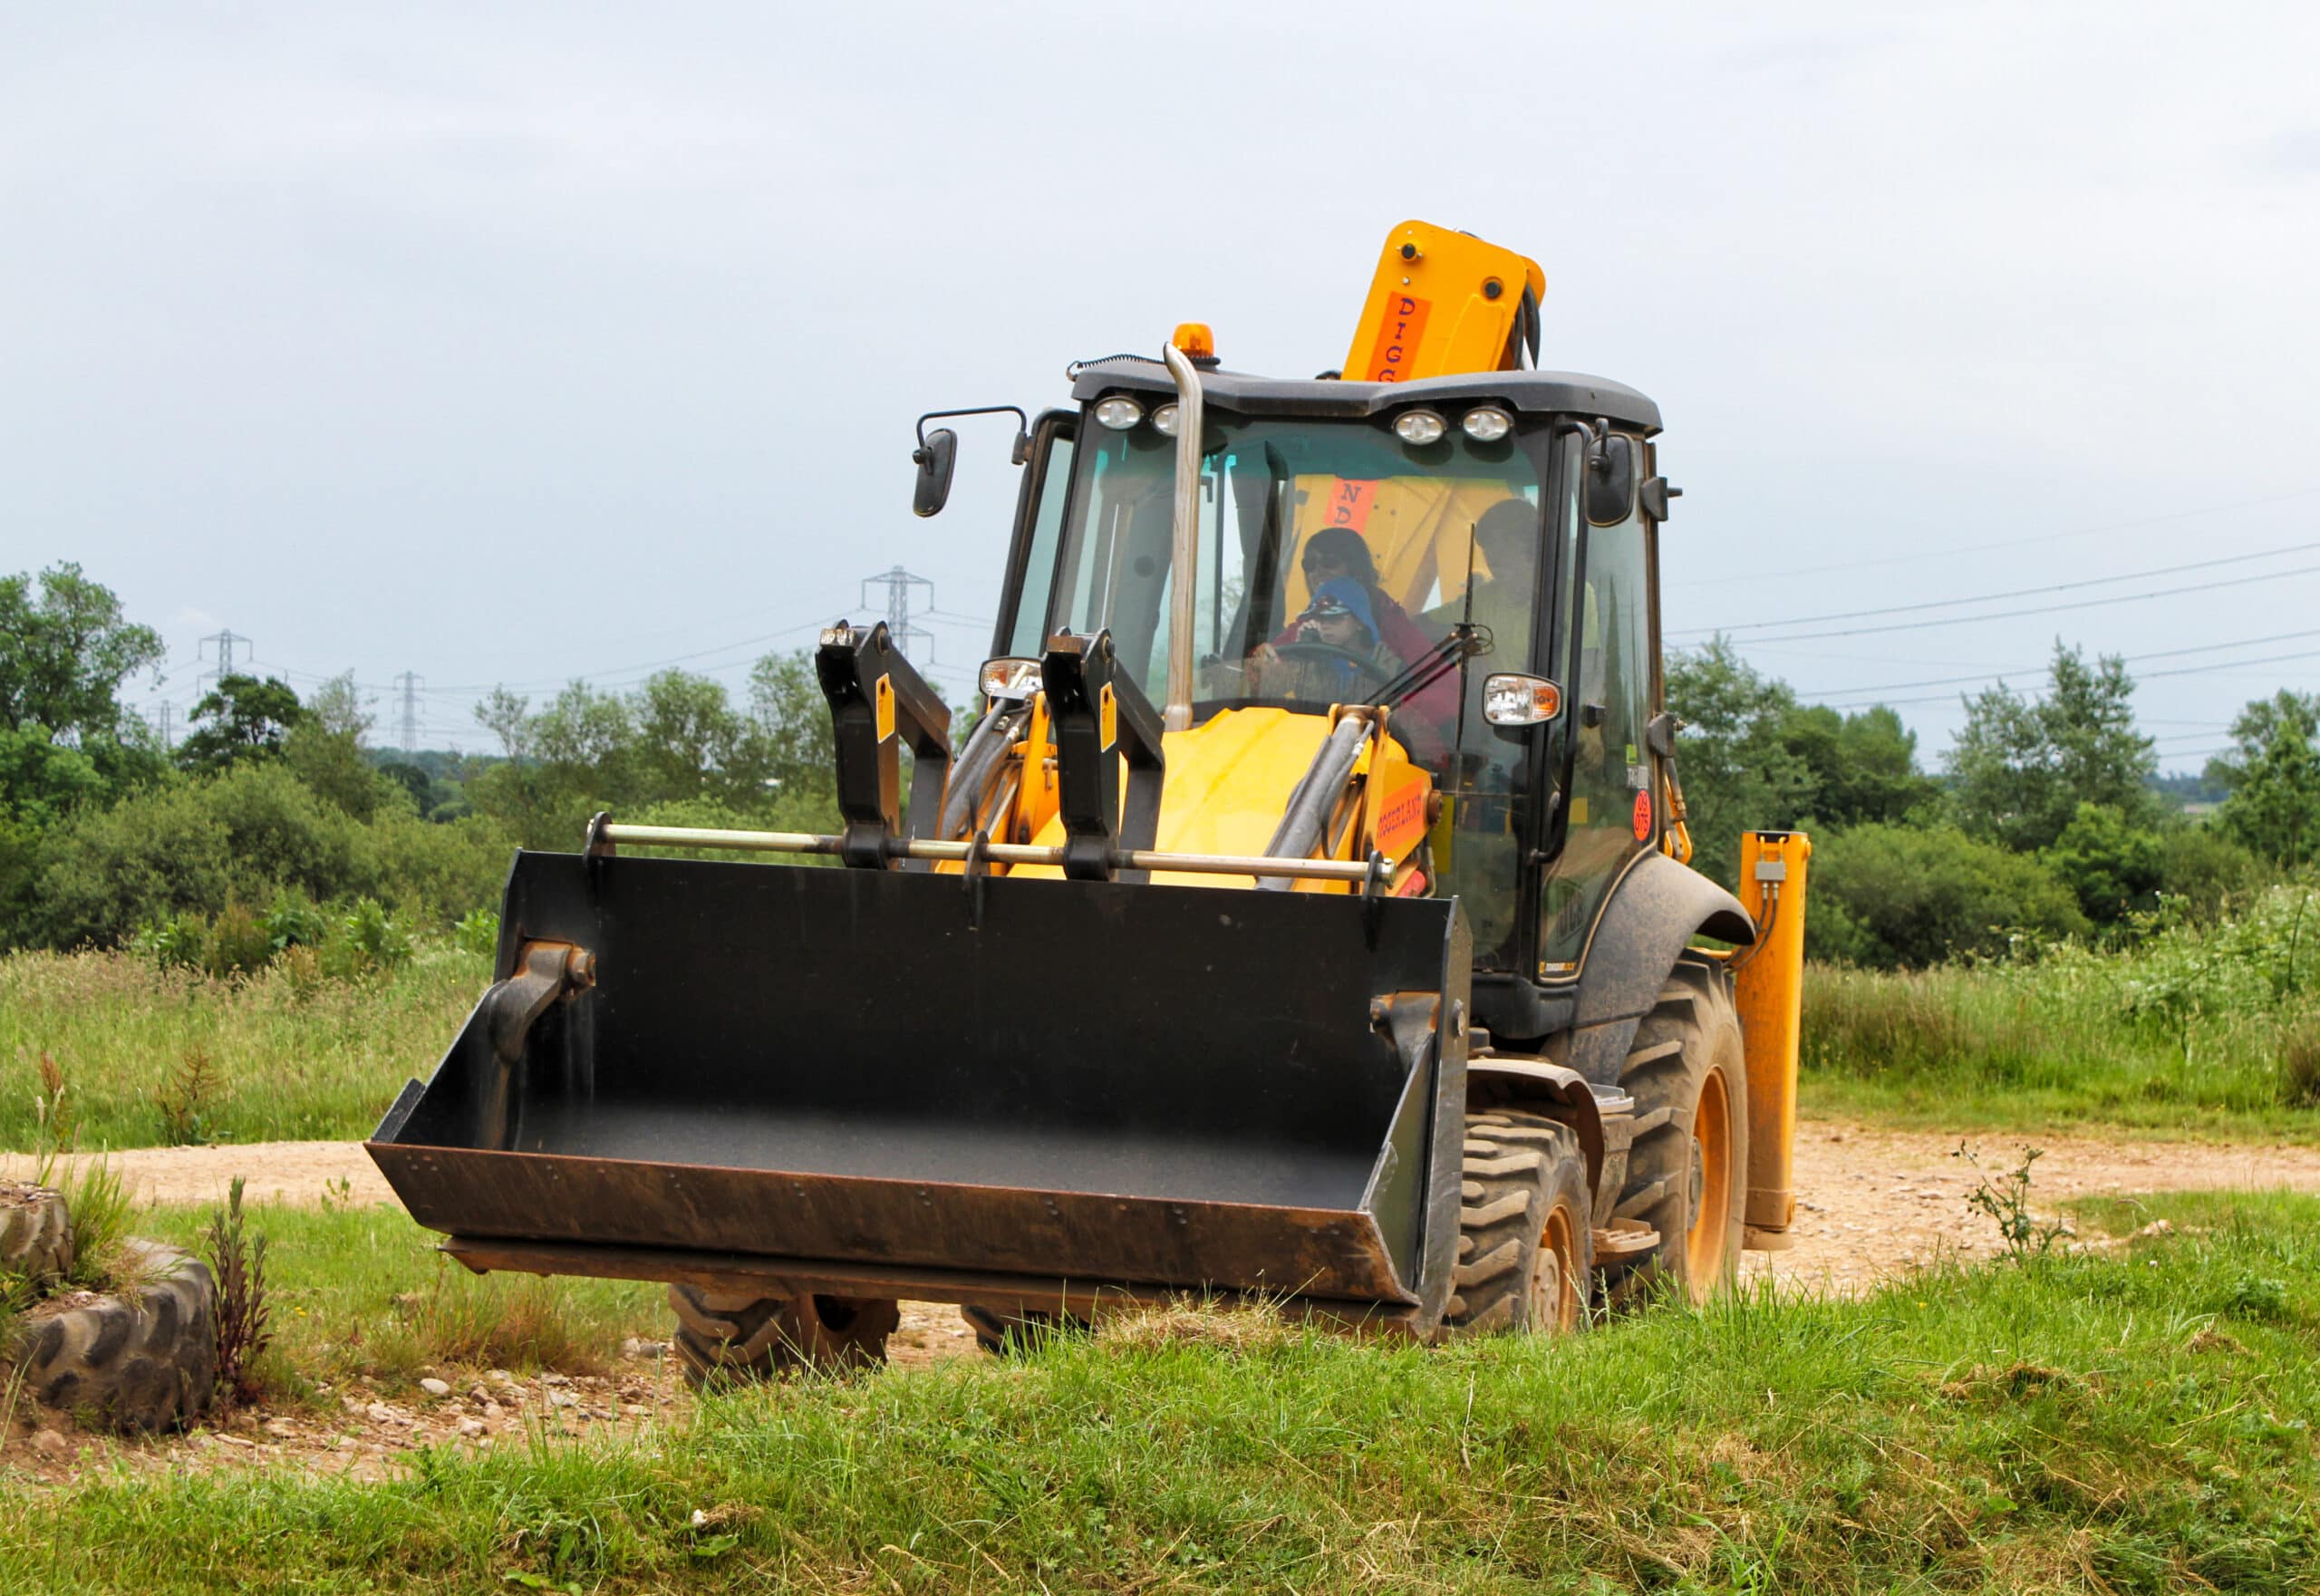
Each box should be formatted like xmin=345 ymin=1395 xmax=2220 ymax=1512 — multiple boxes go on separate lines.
xmin=369 ymin=221 xmax=1812 ymax=1381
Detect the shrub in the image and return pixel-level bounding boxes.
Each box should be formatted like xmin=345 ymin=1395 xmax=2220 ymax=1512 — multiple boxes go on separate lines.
xmin=2042 ymin=801 xmax=2163 ymax=926
xmin=1805 ymin=823 xmax=2090 ymax=969
xmin=453 ymin=907 xmax=499 ymax=961
xmin=203 ymin=900 xmax=274 ymax=978
xmin=343 ymin=897 xmax=411 ymax=967
xmin=29 ymin=763 xmax=517 ymax=950
xmin=206 ymin=1175 xmax=273 ymax=1407
xmin=2156 ymin=824 xmax=2263 ymax=919
xmin=2279 ymin=1020 xmax=2320 ymax=1108
xmin=262 ymin=894 xmax=329 ymax=953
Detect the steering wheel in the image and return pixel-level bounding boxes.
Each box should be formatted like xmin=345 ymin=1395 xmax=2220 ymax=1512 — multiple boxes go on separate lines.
xmin=1267 ymin=642 xmax=1397 ymax=688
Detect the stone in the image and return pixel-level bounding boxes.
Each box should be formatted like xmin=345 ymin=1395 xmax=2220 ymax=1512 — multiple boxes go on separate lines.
xmin=548 ymin=1390 xmax=577 ymax=1408
xmin=539 ymin=1372 xmax=573 ymax=1387
xmin=482 ymin=1401 xmax=505 ymax=1420
xmin=419 ymin=1378 xmax=452 ymax=1398
xmin=265 ymin=1417 xmax=298 ymax=1439
xmin=365 ymin=1402 xmax=395 ymax=1425
xmin=31 ymin=1429 xmax=70 ymax=1457
xmin=457 ymin=1417 xmax=487 ymax=1436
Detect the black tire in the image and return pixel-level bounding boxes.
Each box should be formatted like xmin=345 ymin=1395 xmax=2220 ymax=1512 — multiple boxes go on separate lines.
xmin=0 ymin=1180 xmax=73 ymax=1286
xmin=8 ymin=1240 xmax=217 ymax=1432
xmin=1444 ymin=1111 xmax=1594 ymax=1335
xmin=959 ymin=1305 xmax=1090 ymax=1356
xmin=667 ymin=1285 xmax=900 ymax=1388
xmin=1604 ymin=958 xmax=1750 ymax=1308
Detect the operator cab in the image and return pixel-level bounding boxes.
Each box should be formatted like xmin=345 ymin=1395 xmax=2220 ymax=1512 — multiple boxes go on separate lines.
xmin=984 ymin=359 xmax=1669 ymax=1036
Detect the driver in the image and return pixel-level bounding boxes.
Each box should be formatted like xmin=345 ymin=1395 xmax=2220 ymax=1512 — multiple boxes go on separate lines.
xmin=1246 ymin=577 xmax=1406 ymax=702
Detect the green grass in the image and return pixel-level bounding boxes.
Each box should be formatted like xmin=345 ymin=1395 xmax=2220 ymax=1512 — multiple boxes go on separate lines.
xmin=0 ymin=947 xmax=483 ymax=1149
xmin=1 ymin=1191 xmax=2315 ymax=1592
xmin=1800 ymin=962 xmax=2320 ymax=1140
xmin=129 ymin=1199 xmax=666 ymax=1394
xmin=1800 ymin=885 xmax=2320 ymax=1140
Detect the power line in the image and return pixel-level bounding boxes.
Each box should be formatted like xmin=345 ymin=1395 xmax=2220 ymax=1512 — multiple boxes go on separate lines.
xmin=1664 ymin=483 xmax=2320 ymax=590
xmin=1826 ymin=646 xmax=2320 ymax=709
xmin=1795 ymin=626 xmax=2320 ymax=702
xmin=1708 ymin=560 xmax=2320 ymax=648
xmin=1675 ymin=537 xmax=2320 ymax=638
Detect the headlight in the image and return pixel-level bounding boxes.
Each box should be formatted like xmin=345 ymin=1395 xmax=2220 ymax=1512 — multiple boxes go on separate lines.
xmin=1483 ymin=672 xmax=1563 ymax=727
xmin=1462 ymin=406 xmax=1513 ymax=442
xmin=979 ymin=656 xmax=1043 ymax=701
xmin=1150 ymin=402 xmax=1180 ymax=437
xmin=1393 ymin=409 xmax=1446 ymax=446
xmin=1093 ymin=396 xmax=1144 ymax=431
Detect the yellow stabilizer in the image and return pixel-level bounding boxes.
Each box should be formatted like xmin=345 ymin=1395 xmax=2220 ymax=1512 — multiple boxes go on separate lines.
xmin=1342 ymin=221 xmax=1546 ymax=384
xmin=1734 ymin=830 xmax=1811 ymax=1247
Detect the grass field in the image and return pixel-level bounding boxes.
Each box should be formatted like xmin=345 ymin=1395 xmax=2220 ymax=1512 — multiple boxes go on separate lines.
xmin=0 ymin=1189 xmax=2313 ymax=1592
xmin=0 ymin=946 xmax=485 ymax=1150
xmin=1800 ymin=960 xmax=2320 ymax=1141
xmin=8 ymin=899 xmax=2319 ymax=1153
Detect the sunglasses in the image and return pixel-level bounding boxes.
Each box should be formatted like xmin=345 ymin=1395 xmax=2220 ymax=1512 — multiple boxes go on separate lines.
xmin=1301 ymin=551 xmax=1350 ymax=573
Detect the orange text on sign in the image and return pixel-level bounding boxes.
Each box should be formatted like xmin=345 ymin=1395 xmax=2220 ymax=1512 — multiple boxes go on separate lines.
xmin=1359 ymin=294 xmax=1432 ymax=382
xmin=1325 ymin=479 xmax=1379 ymax=534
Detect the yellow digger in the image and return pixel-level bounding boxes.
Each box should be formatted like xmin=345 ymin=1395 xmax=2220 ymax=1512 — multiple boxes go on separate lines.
xmin=369 ymin=222 xmax=1811 ymax=1379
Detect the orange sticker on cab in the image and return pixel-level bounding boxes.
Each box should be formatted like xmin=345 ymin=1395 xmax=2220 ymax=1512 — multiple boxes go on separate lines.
xmin=1358 ymin=293 xmax=1432 ymax=382
xmin=1323 ymin=479 xmax=1378 ymax=533
xmin=1375 ymin=775 xmax=1430 ymax=859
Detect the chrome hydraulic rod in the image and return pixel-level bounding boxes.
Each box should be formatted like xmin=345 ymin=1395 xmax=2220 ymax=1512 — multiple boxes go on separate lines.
xmin=594 ymin=822 xmax=1372 ymax=883
xmin=1159 ymin=341 xmax=1205 ymax=734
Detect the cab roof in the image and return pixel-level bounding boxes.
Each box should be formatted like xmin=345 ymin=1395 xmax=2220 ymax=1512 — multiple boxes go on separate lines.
xmin=1068 ymin=357 xmax=1662 ymax=435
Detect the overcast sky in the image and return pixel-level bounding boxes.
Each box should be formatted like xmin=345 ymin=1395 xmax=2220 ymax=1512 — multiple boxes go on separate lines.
xmin=5 ymin=3 xmax=2315 ymax=769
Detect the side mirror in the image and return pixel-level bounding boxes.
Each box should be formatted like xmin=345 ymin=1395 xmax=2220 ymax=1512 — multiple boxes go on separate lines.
xmin=1586 ymin=433 xmax=1637 ymax=526
xmin=912 ymin=428 xmax=958 ymax=518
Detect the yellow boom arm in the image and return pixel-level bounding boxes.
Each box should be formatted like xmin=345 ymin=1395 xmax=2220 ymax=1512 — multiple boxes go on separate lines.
xmin=1342 ymin=221 xmax=1547 ymax=383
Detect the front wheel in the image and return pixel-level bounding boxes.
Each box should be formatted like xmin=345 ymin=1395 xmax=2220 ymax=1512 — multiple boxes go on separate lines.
xmin=1444 ymin=1110 xmax=1593 ymax=1335
xmin=1604 ymin=959 xmax=1749 ymax=1308
xmin=668 ymin=1285 xmax=900 ymax=1388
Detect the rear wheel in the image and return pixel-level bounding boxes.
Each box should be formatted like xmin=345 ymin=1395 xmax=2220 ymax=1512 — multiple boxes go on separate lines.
xmin=668 ymin=1285 xmax=900 ymax=1387
xmin=1605 ymin=959 xmax=1749 ymax=1308
xmin=1444 ymin=1111 xmax=1592 ymax=1335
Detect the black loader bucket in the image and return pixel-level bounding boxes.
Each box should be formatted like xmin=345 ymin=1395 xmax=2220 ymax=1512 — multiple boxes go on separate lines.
xmin=369 ymin=850 xmax=1472 ymax=1333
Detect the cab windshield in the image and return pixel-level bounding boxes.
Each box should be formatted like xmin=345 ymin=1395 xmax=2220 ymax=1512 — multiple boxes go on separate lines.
xmin=1049 ymin=408 xmax=1549 ymax=725
xmin=1042 ymin=401 xmax=1559 ymax=967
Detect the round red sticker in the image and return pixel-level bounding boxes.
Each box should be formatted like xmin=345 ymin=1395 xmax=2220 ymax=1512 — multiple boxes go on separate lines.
xmin=1631 ymin=789 xmax=1653 ymax=841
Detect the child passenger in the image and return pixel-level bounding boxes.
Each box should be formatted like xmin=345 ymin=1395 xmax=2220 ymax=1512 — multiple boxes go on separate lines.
xmin=1247 ymin=576 xmax=1406 ymax=703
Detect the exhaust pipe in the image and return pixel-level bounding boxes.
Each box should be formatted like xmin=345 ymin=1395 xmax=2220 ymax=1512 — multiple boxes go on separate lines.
xmin=1161 ymin=342 xmax=1205 ymax=732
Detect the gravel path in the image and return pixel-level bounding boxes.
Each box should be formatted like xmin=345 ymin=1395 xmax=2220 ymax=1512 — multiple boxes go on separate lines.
xmin=9 ymin=1122 xmax=2319 ymax=1318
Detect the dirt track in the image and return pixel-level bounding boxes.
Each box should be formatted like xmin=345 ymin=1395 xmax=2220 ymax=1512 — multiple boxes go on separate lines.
xmin=10 ymin=1122 xmax=2320 ymax=1305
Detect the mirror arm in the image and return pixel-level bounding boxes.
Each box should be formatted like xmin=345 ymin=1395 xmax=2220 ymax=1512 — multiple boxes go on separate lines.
xmin=915 ymin=405 xmax=1032 ymax=465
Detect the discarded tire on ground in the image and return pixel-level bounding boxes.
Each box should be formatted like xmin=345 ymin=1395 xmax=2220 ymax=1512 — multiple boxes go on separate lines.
xmin=7 ymin=1240 xmax=218 ymax=1433
xmin=0 ymin=1179 xmax=73 ymax=1286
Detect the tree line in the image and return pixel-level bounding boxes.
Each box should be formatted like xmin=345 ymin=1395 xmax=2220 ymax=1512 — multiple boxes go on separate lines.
xmin=1668 ymin=637 xmax=2318 ymax=966
xmin=3 ymin=560 xmax=2315 ymax=971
